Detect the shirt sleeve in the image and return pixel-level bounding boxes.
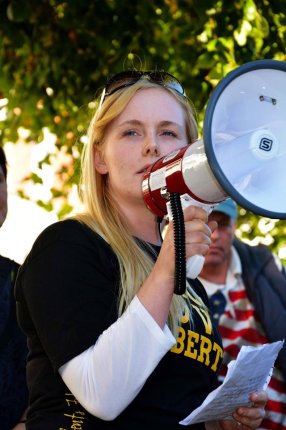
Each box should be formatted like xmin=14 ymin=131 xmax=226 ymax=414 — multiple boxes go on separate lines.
xmin=59 ymin=295 xmax=176 ymax=421
xmin=16 ymin=220 xmax=123 ymax=370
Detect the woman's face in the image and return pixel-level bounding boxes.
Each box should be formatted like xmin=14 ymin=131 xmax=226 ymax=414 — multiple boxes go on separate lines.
xmin=94 ymin=87 xmax=189 ymax=209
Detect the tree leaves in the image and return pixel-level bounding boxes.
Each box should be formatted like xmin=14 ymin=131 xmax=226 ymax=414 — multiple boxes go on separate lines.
xmin=0 ymin=0 xmax=285 ymax=261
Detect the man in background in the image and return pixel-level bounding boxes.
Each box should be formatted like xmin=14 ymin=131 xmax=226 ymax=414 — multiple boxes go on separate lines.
xmin=199 ymin=198 xmax=286 ymax=430
xmin=0 ymin=146 xmax=28 ymax=429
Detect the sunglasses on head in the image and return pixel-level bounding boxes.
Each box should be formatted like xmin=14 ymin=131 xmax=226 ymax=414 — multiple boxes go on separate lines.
xmin=100 ymin=70 xmax=185 ymax=105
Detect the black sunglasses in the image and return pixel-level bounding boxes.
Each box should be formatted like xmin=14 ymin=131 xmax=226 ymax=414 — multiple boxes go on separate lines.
xmin=100 ymin=70 xmax=185 ymax=104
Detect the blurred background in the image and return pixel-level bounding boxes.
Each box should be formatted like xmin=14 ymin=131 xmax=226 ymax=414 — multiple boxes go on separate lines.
xmin=0 ymin=0 xmax=286 ymax=264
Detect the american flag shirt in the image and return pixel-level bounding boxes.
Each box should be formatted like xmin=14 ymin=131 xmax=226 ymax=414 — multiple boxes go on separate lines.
xmin=199 ymin=246 xmax=286 ymax=430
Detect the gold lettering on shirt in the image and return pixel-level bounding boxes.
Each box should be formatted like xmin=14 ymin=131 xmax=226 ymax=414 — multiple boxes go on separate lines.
xmin=171 ymin=326 xmax=186 ymax=354
xmin=211 ymin=342 xmax=223 ymax=372
xmin=192 ymin=304 xmax=212 ymax=335
xmin=184 ymin=330 xmax=199 ymax=359
xmin=170 ymin=299 xmax=223 ymax=372
xmin=60 ymin=393 xmax=86 ymax=430
xmin=197 ymin=335 xmax=212 ymax=365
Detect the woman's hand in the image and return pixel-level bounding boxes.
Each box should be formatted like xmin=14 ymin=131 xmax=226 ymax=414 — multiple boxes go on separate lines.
xmin=218 ymin=391 xmax=267 ymax=430
xmin=138 ymin=205 xmax=216 ymax=328
xmin=160 ymin=204 xmax=216 ymax=275
xmin=183 ymin=205 xmax=217 ymax=261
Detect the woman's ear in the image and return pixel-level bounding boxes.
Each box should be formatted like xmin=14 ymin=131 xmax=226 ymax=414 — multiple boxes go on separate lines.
xmin=94 ymin=147 xmax=108 ymax=174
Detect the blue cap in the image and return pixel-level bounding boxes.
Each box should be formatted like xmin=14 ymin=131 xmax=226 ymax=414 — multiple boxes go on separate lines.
xmin=213 ymin=198 xmax=237 ymax=220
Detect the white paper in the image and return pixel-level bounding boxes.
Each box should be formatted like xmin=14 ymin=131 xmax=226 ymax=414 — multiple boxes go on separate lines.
xmin=180 ymin=340 xmax=284 ymax=426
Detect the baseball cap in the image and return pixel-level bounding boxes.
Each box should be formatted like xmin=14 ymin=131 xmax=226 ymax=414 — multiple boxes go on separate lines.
xmin=213 ymin=198 xmax=238 ymax=220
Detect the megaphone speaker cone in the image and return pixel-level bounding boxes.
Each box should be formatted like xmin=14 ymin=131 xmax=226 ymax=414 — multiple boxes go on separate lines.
xmin=204 ymin=59 xmax=286 ymax=219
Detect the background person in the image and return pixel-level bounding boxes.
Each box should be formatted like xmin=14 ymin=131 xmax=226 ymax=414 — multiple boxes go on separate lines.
xmin=0 ymin=146 xmax=28 ymax=429
xmin=199 ymin=198 xmax=286 ymax=430
xmin=15 ymin=71 xmax=266 ymax=429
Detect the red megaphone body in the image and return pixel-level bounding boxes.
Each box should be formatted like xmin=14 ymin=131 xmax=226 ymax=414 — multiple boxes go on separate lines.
xmin=142 ymin=141 xmax=226 ymax=219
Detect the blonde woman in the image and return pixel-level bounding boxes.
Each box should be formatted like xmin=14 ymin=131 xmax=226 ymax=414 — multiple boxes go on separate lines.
xmin=15 ymin=71 xmax=267 ymax=429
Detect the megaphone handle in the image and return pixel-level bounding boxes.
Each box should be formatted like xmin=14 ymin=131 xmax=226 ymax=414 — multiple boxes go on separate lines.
xmin=168 ymin=192 xmax=187 ymax=295
xmin=186 ymin=255 xmax=206 ymax=279
xmin=167 ymin=194 xmax=216 ymax=280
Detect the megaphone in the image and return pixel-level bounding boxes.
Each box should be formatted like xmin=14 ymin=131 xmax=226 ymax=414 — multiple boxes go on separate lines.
xmin=142 ymin=59 xmax=286 ymax=293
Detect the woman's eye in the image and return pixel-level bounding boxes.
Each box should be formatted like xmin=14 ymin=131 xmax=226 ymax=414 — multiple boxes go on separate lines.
xmin=162 ymin=130 xmax=177 ymax=137
xmin=123 ymin=130 xmax=138 ymax=137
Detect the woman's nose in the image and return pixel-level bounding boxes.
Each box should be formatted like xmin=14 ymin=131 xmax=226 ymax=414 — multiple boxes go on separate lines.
xmin=142 ymin=136 xmax=160 ymax=156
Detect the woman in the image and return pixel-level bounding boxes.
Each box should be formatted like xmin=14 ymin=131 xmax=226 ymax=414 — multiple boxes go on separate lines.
xmin=15 ymin=71 xmax=267 ymax=429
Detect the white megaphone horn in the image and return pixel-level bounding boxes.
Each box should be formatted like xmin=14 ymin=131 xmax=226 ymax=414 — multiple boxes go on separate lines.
xmin=142 ymin=59 xmax=286 ymax=294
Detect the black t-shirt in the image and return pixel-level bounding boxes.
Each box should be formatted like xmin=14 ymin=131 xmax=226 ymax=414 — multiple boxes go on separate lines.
xmin=15 ymin=219 xmax=223 ymax=430
xmin=0 ymin=256 xmax=28 ymax=430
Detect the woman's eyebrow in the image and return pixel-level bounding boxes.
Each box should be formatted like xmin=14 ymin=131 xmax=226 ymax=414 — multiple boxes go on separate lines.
xmin=117 ymin=119 xmax=143 ymax=127
xmin=117 ymin=119 xmax=183 ymax=129
xmin=158 ymin=120 xmax=184 ymax=129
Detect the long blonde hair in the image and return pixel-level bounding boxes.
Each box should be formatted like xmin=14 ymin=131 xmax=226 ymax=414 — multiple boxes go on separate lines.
xmin=75 ymin=78 xmax=205 ymax=336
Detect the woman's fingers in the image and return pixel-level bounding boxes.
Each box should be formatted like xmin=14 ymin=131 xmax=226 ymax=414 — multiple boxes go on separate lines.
xmin=184 ymin=207 xmax=215 ymax=258
xmin=183 ymin=205 xmax=209 ymax=223
xmin=232 ymin=391 xmax=267 ymax=429
xmin=160 ymin=205 xmax=217 ymax=270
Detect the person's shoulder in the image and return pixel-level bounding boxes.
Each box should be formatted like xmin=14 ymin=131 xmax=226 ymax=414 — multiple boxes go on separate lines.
xmin=38 ymin=218 xmax=87 ymax=235
xmin=22 ymin=218 xmax=110 ymax=264
xmin=234 ymin=237 xmax=284 ymax=273
xmin=233 ymin=237 xmax=272 ymax=258
xmin=34 ymin=218 xmax=103 ymax=244
xmin=0 ymin=254 xmax=19 ymax=273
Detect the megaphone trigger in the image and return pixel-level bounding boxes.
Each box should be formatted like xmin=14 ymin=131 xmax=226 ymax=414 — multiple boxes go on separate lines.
xmin=166 ymin=194 xmax=218 ymax=279
xmin=179 ymin=194 xmax=217 ymax=215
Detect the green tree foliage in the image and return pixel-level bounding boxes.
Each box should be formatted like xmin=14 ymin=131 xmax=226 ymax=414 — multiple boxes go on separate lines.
xmin=0 ymin=0 xmax=285 ymax=260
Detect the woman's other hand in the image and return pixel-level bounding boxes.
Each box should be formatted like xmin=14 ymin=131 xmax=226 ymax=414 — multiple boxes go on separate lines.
xmin=218 ymin=390 xmax=267 ymax=430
